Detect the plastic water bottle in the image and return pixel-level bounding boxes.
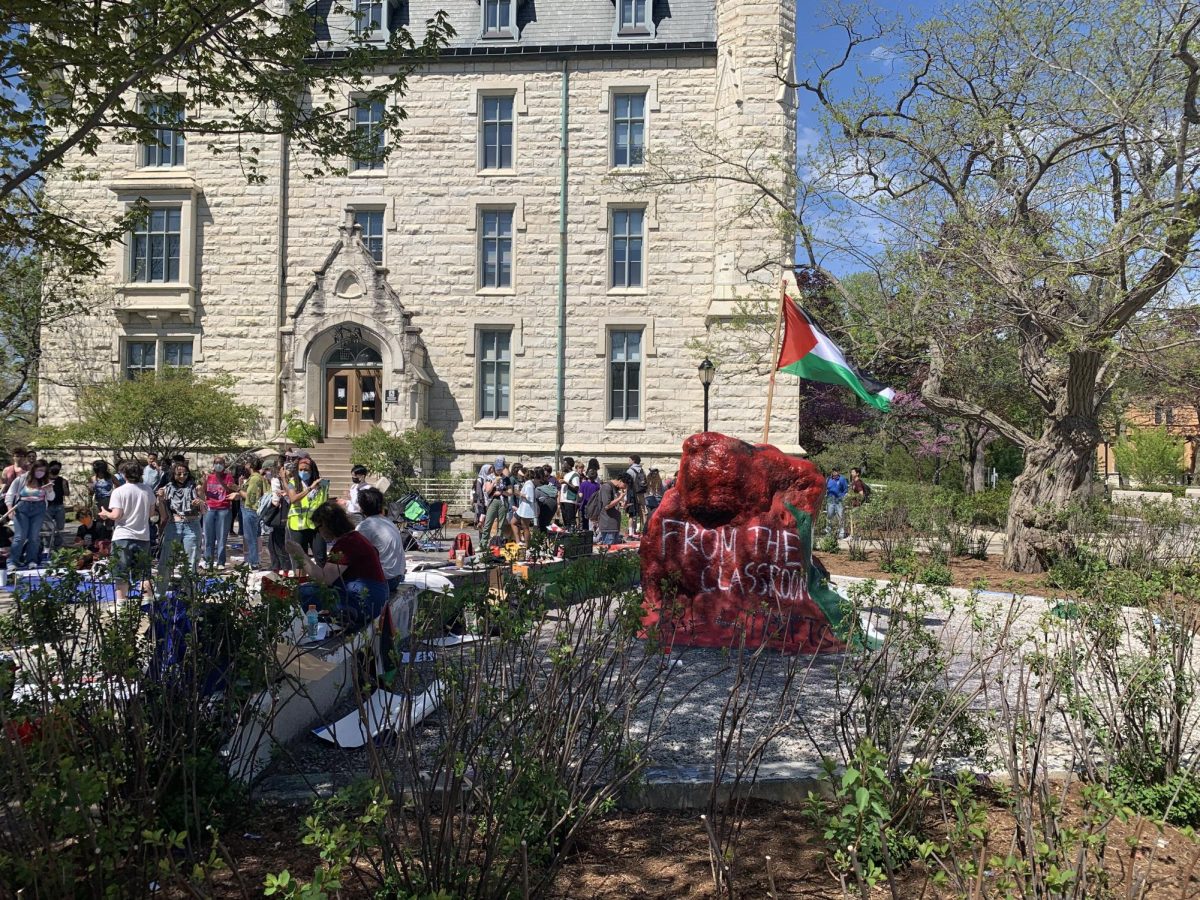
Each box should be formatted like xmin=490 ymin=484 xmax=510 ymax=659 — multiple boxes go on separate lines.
xmin=306 ymin=604 xmax=319 ymax=640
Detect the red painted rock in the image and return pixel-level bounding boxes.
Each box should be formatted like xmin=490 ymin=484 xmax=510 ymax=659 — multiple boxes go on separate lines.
xmin=641 ymin=432 xmax=846 ymax=653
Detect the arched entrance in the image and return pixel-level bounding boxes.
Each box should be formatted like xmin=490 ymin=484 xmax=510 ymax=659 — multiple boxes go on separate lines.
xmin=322 ymin=325 xmax=383 ymax=437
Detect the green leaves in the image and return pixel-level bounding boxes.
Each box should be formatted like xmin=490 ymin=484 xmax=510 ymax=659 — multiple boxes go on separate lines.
xmin=38 ymin=367 xmax=263 ymax=458
xmin=1 ymin=2 xmax=455 ymax=273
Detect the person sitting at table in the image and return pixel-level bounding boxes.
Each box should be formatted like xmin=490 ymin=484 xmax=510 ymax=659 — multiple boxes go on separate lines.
xmin=354 ymin=486 xmax=406 ymax=591
xmin=286 ymin=500 xmax=388 ymax=630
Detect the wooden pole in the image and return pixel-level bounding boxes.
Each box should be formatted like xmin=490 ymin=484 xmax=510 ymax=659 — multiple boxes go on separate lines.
xmin=761 ymin=277 xmax=788 ymax=445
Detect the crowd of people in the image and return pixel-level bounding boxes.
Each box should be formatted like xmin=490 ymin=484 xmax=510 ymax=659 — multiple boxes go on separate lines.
xmin=0 ymin=446 xmax=408 ymax=629
xmin=471 ymin=453 xmax=670 ymax=548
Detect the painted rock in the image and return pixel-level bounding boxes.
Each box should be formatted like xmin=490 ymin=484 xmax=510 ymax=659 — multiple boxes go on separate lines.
xmin=641 ymin=432 xmax=848 ymax=653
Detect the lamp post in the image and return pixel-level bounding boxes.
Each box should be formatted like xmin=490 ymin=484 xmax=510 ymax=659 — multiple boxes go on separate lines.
xmin=697 ymin=358 xmax=716 ymax=433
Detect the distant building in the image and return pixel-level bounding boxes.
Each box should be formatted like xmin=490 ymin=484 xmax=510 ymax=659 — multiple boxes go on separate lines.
xmin=1097 ymin=403 xmax=1199 ymax=482
xmin=38 ymin=0 xmax=803 ymax=471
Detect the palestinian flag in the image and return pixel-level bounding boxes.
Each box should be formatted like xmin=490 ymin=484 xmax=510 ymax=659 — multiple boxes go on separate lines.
xmin=776 ymin=295 xmax=895 ymax=411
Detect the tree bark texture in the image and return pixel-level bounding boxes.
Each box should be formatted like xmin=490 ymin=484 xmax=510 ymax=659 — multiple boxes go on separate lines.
xmin=1003 ymin=415 xmax=1101 ymax=572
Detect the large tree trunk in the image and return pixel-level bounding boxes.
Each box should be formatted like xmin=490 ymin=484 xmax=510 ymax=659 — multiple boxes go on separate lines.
xmin=1003 ymin=415 xmax=1101 ymax=572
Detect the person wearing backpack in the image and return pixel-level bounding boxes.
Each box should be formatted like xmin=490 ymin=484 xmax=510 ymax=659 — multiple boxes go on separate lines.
xmin=625 ymin=454 xmax=648 ymax=539
xmin=473 ymin=464 xmax=495 ymax=530
xmin=535 ymin=476 xmax=559 ymax=531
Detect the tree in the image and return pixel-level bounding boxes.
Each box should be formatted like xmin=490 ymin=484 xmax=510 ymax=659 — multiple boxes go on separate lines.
xmin=39 ymin=368 xmax=263 ymax=459
xmin=0 ymin=250 xmax=85 ymax=426
xmin=1 ymin=1 xmax=453 ymax=273
xmin=792 ymin=0 xmax=1200 ymax=571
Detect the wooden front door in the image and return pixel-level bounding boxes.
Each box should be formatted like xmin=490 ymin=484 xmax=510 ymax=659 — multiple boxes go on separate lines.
xmin=325 ymin=368 xmax=382 ymax=437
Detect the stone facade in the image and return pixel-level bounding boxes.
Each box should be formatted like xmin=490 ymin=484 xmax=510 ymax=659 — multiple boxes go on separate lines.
xmin=39 ymin=0 xmax=801 ymax=473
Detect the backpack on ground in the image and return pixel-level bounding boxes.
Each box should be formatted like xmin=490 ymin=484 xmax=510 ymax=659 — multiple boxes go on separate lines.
xmin=450 ymin=532 xmax=474 ymax=561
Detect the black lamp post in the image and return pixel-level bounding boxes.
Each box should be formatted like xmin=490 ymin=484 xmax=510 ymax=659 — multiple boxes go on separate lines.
xmin=697 ymin=357 xmax=716 ymax=432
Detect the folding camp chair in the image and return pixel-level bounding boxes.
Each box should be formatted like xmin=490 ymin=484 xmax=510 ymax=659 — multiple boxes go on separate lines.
xmin=412 ymin=504 xmax=451 ymax=554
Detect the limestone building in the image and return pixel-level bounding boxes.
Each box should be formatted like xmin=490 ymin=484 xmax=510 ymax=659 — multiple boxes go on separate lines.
xmin=39 ymin=0 xmax=801 ymax=471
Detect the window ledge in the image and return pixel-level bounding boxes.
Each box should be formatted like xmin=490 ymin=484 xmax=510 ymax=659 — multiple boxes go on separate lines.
xmin=607 ymin=166 xmax=647 ymax=176
xmin=607 ymin=287 xmax=648 ymax=297
xmin=476 ymin=287 xmax=516 ymax=297
xmin=348 ymin=169 xmax=387 ymax=178
xmin=605 ymin=420 xmax=646 ymax=431
xmin=475 ymin=419 xmax=515 ymax=430
xmin=477 ymin=168 xmax=519 ymax=178
xmin=481 ymin=31 xmax=517 ymax=41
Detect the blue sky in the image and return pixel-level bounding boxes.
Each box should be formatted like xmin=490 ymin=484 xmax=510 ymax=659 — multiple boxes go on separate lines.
xmin=789 ymin=1 xmax=939 ymax=276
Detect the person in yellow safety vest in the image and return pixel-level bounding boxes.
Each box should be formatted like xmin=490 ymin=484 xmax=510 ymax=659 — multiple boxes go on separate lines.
xmin=284 ymin=454 xmax=329 ymax=565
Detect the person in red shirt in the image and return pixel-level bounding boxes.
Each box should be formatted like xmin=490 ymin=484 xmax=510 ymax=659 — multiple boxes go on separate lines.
xmin=201 ymin=455 xmax=241 ymax=570
xmin=287 ymin=501 xmax=388 ymax=630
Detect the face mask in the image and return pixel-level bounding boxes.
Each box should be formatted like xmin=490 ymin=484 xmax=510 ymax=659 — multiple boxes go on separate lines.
xmin=34 ymin=469 xmax=46 ymax=479
xmin=213 ymin=464 xmax=225 ymax=473
xmin=352 ymin=476 xmax=363 ymax=483
xmin=299 ymin=471 xmax=312 ymax=483
xmin=50 ymin=469 xmax=60 ymax=477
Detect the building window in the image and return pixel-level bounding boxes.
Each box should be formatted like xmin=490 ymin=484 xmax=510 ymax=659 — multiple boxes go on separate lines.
xmin=612 ymin=92 xmax=646 ymax=167
xmin=126 ymin=341 xmax=156 ymax=380
xmin=479 ymin=209 xmax=513 ymax=289
xmin=610 ymin=208 xmax=645 ymax=289
xmin=355 ymin=0 xmax=384 ymax=37
xmin=354 ymin=210 xmax=385 ymax=263
xmin=483 ymin=0 xmax=512 ymax=35
xmin=478 ymin=329 xmax=512 ymax=420
xmin=131 ymin=207 xmax=182 ymax=283
xmin=352 ymin=98 xmax=386 ymax=171
xmin=481 ymin=95 xmax=514 ymax=170
xmin=141 ymin=97 xmax=185 ymax=168
xmin=609 ymin=329 xmax=642 ymax=422
xmin=163 ymin=340 xmax=193 ymax=368
xmin=618 ymin=0 xmax=649 ymax=33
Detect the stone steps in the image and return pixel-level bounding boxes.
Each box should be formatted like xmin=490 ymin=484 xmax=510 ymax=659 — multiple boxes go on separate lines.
xmin=305 ymin=438 xmax=355 ymax=500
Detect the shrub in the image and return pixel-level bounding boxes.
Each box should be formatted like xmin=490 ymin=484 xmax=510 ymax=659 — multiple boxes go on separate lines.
xmin=283 ymin=409 xmax=321 ymax=447
xmin=918 ymin=562 xmax=953 ymax=586
xmin=273 ymin=565 xmax=684 ymax=898
xmin=0 ymin=560 xmax=295 ymax=895
xmin=1113 ymin=425 xmax=1184 ymax=486
xmin=350 ymin=425 xmax=448 ymax=497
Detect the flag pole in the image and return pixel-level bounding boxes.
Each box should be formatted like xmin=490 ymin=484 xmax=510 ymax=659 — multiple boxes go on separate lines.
xmin=761 ymin=276 xmax=788 ymax=445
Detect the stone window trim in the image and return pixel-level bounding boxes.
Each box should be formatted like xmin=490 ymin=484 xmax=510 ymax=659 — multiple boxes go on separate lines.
xmin=342 ymin=196 xmax=397 ymax=230
xmin=468 ymin=200 xmax=525 ymax=292
xmin=598 ymin=78 xmax=660 ymax=114
xmin=466 ymin=198 xmax=527 ymax=232
xmin=610 ymin=90 xmax=648 ymax=170
xmin=594 ymin=318 xmax=656 ymax=357
xmin=475 ymin=327 xmax=514 ymax=424
xmin=477 ymin=92 xmax=517 ymax=174
xmin=469 ymin=80 xmax=529 ymax=116
xmin=605 ymin=325 xmax=646 ymax=428
xmin=108 ymin=173 xmax=200 ymax=322
xmin=597 ymin=195 xmax=657 ymax=231
xmin=111 ymin=331 xmax=203 ymax=369
xmin=464 ymin=318 xmax=525 ymax=357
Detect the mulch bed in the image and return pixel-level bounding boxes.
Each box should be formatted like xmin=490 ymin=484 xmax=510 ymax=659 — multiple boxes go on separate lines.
xmin=205 ymin=796 xmax=1200 ymax=898
xmin=817 ymin=549 xmax=1056 ymax=594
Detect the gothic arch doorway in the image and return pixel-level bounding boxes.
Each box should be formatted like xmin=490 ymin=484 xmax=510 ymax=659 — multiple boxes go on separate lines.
xmin=322 ymin=325 xmax=383 ymax=437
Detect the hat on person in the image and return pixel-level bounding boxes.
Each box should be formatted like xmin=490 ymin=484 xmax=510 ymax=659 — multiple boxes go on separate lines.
xmin=494 ymin=456 xmax=506 ymax=471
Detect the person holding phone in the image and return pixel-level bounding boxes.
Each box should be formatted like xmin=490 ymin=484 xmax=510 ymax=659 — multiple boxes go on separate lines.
xmin=285 ymin=453 xmax=328 ymax=566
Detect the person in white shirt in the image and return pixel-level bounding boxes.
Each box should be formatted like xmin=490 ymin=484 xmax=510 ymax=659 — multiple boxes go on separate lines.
xmin=354 ymin=486 xmax=406 ymax=591
xmin=99 ymin=461 xmax=157 ymax=601
xmin=340 ymin=465 xmax=369 ymax=523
